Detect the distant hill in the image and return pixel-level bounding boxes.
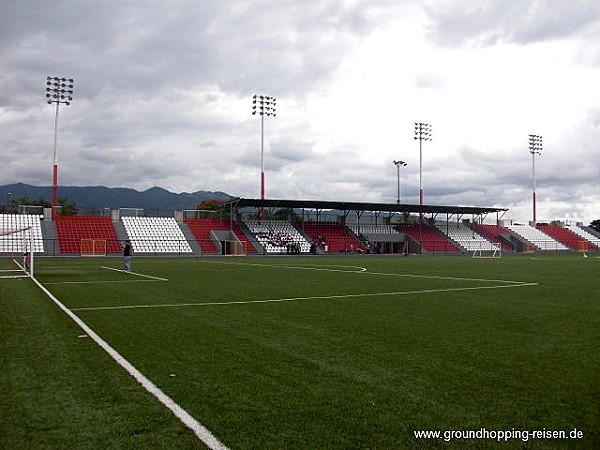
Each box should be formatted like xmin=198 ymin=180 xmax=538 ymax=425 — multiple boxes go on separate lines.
xmin=0 ymin=183 xmax=231 ymax=212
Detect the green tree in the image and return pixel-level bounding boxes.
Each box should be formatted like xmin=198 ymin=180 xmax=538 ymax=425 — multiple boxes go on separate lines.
xmin=10 ymin=196 xmax=78 ymax=216
xmin=272 ymin=208 xmax=297 ymax=221
xmin=196 ymin=199 xmax=224 ymax=211
xmin=57 ymin=197 xmax=78 ymax=216
xmin=11 ymin=197 xmax=50 ymax=212
xmin=196 ymin=199 xmax=230 ymax=219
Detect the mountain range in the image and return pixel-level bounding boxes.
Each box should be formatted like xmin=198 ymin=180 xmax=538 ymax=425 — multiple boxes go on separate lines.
xmin=0 ymin=183 xmax=231 ymax=212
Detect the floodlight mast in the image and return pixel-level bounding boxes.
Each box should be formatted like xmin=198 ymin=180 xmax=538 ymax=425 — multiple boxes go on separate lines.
xmin=45 ymin=76 xmax=74 ymax=220
xmin=392 ymin=160 xmax=407 ymax=204
xmin=528 ymin=134 xmax=543 ymax=223
xmin=252 ymin=95 xmax=276 ymax=217
xmin=414 ymin=123 xmax=432 ymax=208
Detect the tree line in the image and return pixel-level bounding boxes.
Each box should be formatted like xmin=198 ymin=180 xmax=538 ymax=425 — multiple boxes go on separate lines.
xmin=1 ymin=196 xmax=78 ymax=215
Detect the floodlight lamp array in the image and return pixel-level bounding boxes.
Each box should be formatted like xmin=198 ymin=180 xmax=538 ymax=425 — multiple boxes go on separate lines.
xmin=393 ymin=160 xmax=407 ymax=167
xmin=414 ymin=122 xmax=432 ymax=141
xmin=528 ymin=134 xmax=543 ymax=155
xmin=46 ymin=76 xmax=74 ymax=105
xmin=252 ymin=94 xmax=276 ymax=117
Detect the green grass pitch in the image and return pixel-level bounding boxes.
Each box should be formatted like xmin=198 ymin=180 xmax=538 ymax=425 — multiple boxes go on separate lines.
xmin=2 ymin=254 xmax=598 ymax=449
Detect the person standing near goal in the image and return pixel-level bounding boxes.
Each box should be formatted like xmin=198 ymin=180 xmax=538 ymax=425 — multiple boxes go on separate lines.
xmin=122 ymin=240 xmax=133 ymax=272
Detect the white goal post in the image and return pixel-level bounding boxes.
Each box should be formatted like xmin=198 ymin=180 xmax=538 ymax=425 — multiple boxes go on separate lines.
xmin=0 ymin=227 xmax=35 ymax=278
xmin=472 ymin=242 xmax=502 ymax=259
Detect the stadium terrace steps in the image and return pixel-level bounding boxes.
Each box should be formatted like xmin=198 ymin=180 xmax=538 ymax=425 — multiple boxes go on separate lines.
xmin=184 ymin=218 xmax=256 ymax=255
xmin=122 ymin=216 xmax=192 ymax=254
xmin=505 ymin=224 xmax=569 ymax=251
xmin=472 ymin=224 xmax=514 ymax=252
xmin=565 ymin=225 xmax=600 ymax=249
xmin=0 ymin=213 xmax=45 ymax=254
xmin=178 ymin=222 xmax=203 ymax=255
xmin=350 ymin=225 xmax=399 ymax=235
xmin=434 ymin=223 xmax=496 ymax=252
xmin=244 ymin=219 xmax=311 ymax=254
xmin=350 ymin=225 xmax=406 ymax=244
xmin=184 ymin=218 xmax=221 ymax=254
xmin=302 ymin=222 xmax=367 ymax=254
xmin=55 ymin=216 xmax=121 ymax=254
xmin=537 ymin=225 xmax=598 ymax=250
xmin=396 ymin=224 xmax=461 ymax=253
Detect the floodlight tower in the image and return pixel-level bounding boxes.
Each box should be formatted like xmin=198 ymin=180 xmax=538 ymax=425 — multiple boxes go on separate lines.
xmin=392 ymin=160 xmax=407 ymax=204
xmin=414 ymin=122 xmax=432 ymax=207
xmin=252 ymin=94 xmax=276 ymax=207
xmin=528 ymin=134 xmax=543 ymax=223
xmin=46 ymin=76 xmax=74 ymax=219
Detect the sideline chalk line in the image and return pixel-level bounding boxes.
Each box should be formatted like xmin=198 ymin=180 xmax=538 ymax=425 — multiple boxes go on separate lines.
xmin=29 ymin=275 xmax=228 ymax=450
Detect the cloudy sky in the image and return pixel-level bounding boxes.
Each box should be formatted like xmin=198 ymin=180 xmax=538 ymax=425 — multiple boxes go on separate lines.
xmin=1 ymin=0 xmax=599 ymax=223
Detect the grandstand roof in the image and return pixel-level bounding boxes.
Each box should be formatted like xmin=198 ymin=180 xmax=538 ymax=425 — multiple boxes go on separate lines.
xmin=222 ymin=198 xmax=508 ymax=217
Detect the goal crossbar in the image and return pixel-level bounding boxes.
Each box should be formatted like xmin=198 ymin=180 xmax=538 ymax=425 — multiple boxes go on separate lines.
xmin=472 ymin=242 xmax=502 ymax=259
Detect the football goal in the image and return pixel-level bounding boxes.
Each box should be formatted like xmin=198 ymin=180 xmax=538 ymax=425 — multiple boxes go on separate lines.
xmin=0 ymin=227 xmax=35 ymax=278
xmin=81 ymin=239 xmax=107 ymax=257
xmin=472 ymin=242 xmax=502 ymax=259
xmin=577 ymin=240 xmax=591 ymax=252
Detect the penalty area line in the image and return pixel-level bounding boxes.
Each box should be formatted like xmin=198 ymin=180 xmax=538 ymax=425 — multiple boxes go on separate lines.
xmin=45 ymin=279 xmax=165 ymax=285
xmin=100 ymin=266 xmax=168 ymax=281
xmin=29 ymin=275 xmax=229 ymax=450
xmin=71 ymin=282 xmax=539 ymax=312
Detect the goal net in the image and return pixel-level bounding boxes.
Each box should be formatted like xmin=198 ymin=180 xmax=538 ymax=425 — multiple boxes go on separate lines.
xmin=81 ymin=239 xmax=107 ymax=256
xmin=472 ymin=242 xmax=502 ymax=259
xmin=0 ymin=227 xmax=34 ymax=278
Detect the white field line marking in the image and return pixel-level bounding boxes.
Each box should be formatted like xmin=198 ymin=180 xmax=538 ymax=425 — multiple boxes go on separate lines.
xmin=200 ymin=259 xmax=530 ymax=285
xmin=1 ymin=260 xmax=29 ymax=278
xmin=364 ymin=271 xmax=531 ymax=285
xmin=45 ymin=279 xmax=164 ymax=285
xmin=100 ymin=266 xmax=169 ymax=281
xmin=29 ymin=276 xmax=229 ymax=450
xmin=200 ymin=260 xmax=368 ymax=273
xmin=71 ymin=282 xmax=539 ymax=312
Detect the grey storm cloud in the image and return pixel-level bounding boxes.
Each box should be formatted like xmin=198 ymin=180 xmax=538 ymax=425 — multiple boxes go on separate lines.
xmin=0 ymin=0 xmax=398 ymax=101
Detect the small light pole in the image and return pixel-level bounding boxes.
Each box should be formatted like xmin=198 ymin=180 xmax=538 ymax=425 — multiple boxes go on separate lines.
xmin=414 ymin=122 xmax=432 ymax=207
xmin=392 ymin=160 xmax=407 ymax=204
xmin=252 ymin=94 xmax=276 ymax=217
xmin=529 ymin=134 xmax=543 ymax=223
xmin=46 ymin=76 xmax=74 ymax=220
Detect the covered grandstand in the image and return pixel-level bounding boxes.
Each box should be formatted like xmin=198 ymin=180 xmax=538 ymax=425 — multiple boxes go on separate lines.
xmin=1 ymin=198 xmax=599 ymax=257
